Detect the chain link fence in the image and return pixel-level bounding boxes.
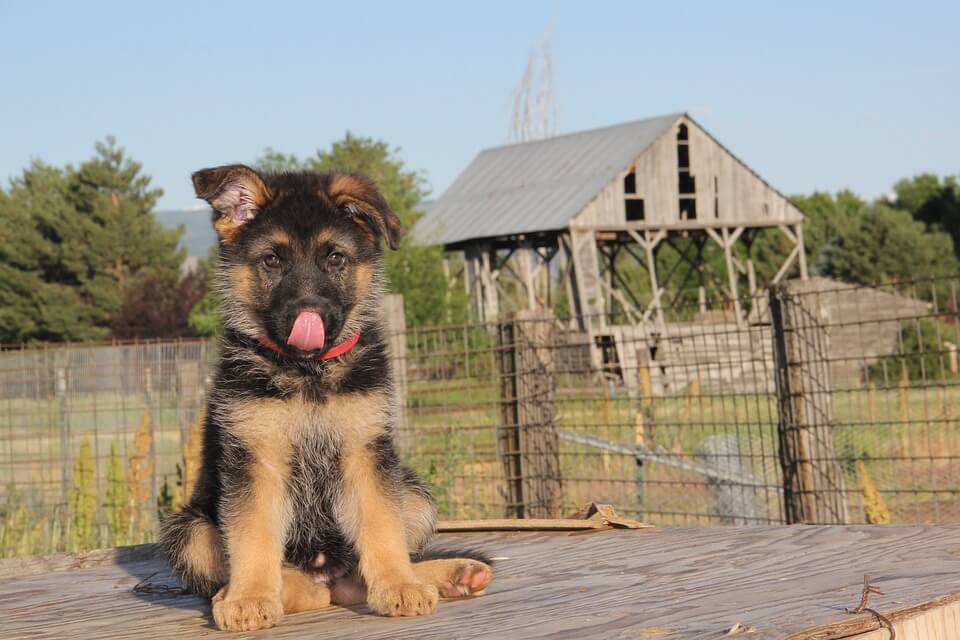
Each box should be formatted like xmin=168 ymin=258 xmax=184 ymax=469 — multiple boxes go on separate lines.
xmin=3 ymin=278 xmax=960 ymax=557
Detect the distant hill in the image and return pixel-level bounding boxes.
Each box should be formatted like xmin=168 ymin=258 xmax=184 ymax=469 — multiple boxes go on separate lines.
xmin=155 ymin=208 xmax=217 ymax=259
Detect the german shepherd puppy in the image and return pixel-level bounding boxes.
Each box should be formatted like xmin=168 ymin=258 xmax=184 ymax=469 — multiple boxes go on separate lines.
xmin=159 ymin=165 xmax=492 ymax=632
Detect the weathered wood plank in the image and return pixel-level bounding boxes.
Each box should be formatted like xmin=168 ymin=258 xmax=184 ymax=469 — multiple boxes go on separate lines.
xmin=2 ymin=525 xmax=960 ymax=639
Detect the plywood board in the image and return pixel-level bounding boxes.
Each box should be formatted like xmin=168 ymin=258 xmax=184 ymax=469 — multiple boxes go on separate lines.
xmin=2 ymin=525 xmax=960 ymax=639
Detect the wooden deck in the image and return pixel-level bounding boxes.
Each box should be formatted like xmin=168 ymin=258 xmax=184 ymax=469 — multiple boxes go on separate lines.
xmin=3 ymin=525 xmax=960 ymax=639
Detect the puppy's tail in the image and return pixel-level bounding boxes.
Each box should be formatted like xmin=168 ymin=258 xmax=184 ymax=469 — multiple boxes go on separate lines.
xmin=413 ymin=546 xmax=495 ymax=566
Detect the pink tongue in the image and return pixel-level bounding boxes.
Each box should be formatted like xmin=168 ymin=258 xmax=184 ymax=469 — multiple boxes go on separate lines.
xmin=287 ymin=311 xmax=326 ymax=351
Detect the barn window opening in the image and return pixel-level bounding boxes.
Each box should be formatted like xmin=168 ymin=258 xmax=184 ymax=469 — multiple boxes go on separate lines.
xmin=714 ymin=176 xmax=720 ymax=218
xmin=626 ymin=198 xmax=645 ymax=221
xmin=624 ymin=166 xmax=644 ymax=221
xmin=677 ymin=124 xmax=696 ymax=220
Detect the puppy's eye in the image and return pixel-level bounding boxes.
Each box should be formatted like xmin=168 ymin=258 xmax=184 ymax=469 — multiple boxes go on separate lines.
xmin=326 ymin=251 xmax=346 ymax=270
xmin=262 ymin=253 xmax=282 ymax=269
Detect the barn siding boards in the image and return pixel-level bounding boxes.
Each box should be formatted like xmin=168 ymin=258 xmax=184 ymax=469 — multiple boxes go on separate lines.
xmin=684 ymin=115 xmax=804 ymax=226
xmin=571 ymin=115 xmax=803 ymax=230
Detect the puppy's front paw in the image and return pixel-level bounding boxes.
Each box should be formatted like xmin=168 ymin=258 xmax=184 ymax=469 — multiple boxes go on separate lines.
xmin=367 ymin=581 xmax=439 ymax=617
xmin=211 ymin=588 xmax=283 ymax=631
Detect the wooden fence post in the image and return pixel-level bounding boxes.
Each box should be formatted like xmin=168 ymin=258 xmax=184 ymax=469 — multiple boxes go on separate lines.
xmin=383 ymin=294 xmax=411 ymax=456
xmin=770 ymin=285 xmax=849 ymax=524
xmin=498 ymin=309 xmax=562 ymax=518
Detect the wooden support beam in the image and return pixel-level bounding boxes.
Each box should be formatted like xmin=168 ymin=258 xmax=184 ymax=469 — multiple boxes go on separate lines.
xmin=638 ymin=230 xmax=667 ymax=332
xmin=520 ymin=248 xmax=537 ymax=310
xmin=778 ymin=224 xmax=798 ymax=244
xmin=569 ymin=228 xmax=605 ymax=327
xmin=772 ymin=244 xmax=801 ymax=284
xmin=560 ymin=233 xmax=582 ymax=327
xmin=796 ymin=223 xmax=809 ymax=280
xmin=479 ymin=245 xmax=500 ymax=322
xmin=720 ymin=227 xmax=744 ymax=327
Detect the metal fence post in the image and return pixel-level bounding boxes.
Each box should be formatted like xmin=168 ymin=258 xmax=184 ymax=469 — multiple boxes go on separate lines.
xmin=770 ymin=285 xmax=849 ymax=524
xmin=498 ymin=309 xmax=562 ymax=518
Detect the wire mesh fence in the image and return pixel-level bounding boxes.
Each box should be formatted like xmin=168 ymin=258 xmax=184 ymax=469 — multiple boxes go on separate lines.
xmin=2 ymin=277 xmax=960 ymax=558
xmin=0 ymin=339 xmax=214 ymax=556
xmin=397 ymin=276 xmax=960 ymax=526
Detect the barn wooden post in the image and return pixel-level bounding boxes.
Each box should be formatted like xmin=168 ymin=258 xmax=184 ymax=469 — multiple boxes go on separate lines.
xmin=795 ymin=223 xmax=809 ymax=280
xmin=770 ymin=285 xmax=848 ymax=524
xmin=497 ymin=309 xmax=562 ymax=518
xmin=720 ymin=226 xmax=744 ymax=327
xmin=383 ymin=294 xmax=411 ymax=456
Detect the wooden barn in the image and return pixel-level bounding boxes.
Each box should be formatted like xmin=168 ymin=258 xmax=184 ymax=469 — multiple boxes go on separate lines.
xmin=416 ymin=112 xmax=807 ymax=329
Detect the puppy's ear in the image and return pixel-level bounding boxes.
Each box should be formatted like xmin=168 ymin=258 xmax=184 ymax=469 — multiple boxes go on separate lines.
xmin=192 ymin=164 xmax=271 ymax=241
xmin=327 ymin=173 xmax=406 ymax=250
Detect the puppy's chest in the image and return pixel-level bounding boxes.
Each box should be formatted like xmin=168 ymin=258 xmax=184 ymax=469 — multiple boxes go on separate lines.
xmin=226 ymin=390 xmax=389 ymax=453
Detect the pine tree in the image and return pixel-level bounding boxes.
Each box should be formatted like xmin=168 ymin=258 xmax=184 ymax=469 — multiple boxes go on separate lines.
xmin=0 ymin=139 xmax=187 ymax=342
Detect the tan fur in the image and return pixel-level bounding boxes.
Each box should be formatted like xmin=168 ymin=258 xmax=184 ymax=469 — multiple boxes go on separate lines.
xmin=325 ymin=559 xmax=493 ymax=608
xmin=326 ymin=174 xmax=371 ymax=204
xmin=280 ymin=567 xmax=332 ymax=614
xmin=323 ymin=174 xmax=404 ymax=249
xmin=215 ymin=216 xmax=240 ymax=241
xmin=228 ymin=265 xmax=255 ymax=306
xmin=402 ymin=490 xmax=436 ymax=551
xmin=411 ymin=559 xmax=493 ymax=599
xmin=228 ymin=391 xmax=387 ymax=446
xmin=314 ymin=229 xmax=336 ymax=245
xmin=214 ymin=404 xmax=293 ymax=631
xmin=183 ymin=517 xmax=228 ymax=585
xmin=195 ymin=164 xmax=272 ymax=244
xmin=337 ymin=445 xmax=438 ymax=616
xmin=353 ymin=263 xmax=373 ymax=302
xmin=268 ymin=229 xmax=293 ymax=246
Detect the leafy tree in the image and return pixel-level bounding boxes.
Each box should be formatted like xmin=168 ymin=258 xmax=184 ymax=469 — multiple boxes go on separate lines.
xmin=892 ymin=174 xmax=960 ymax=258
xmin=0 ymin=162 xmax=102 ymax=342
xmin=818 ymin=204 xmax=958 ymax=285
xmin=188 ymin=246 xmax=221 ymax=336
xmin=112 ymin=268 xmax=207 ymax=339
xmin=0 ymin=139 xmax=188 ymax=342
xmin=790 ymin=190 xmax=867 ymax=273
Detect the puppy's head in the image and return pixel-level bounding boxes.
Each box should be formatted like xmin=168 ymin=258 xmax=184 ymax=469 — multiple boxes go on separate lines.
xmin=193 ymin=164 xmax=404 ymax=357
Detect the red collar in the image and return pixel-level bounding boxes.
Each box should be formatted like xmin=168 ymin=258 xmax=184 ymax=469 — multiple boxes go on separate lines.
xmin=256 ymin=330 xmax=362 ymax=361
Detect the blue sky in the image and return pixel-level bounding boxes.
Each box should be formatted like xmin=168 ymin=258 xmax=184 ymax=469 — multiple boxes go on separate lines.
xmin=1 ymin=1 xmax=957 ymax=210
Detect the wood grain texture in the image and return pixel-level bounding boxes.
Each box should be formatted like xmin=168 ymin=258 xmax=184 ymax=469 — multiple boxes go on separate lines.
xmin=2 ymin=525 xmax=960 ymax=639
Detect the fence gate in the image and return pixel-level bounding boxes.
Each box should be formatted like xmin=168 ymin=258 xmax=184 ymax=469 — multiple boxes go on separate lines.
xmin=769 ymin=285 xmax=849 ymax=524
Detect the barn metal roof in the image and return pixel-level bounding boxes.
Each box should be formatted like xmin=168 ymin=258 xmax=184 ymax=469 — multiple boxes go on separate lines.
xmin=413 ymin=113 xmax=683 ymax=247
